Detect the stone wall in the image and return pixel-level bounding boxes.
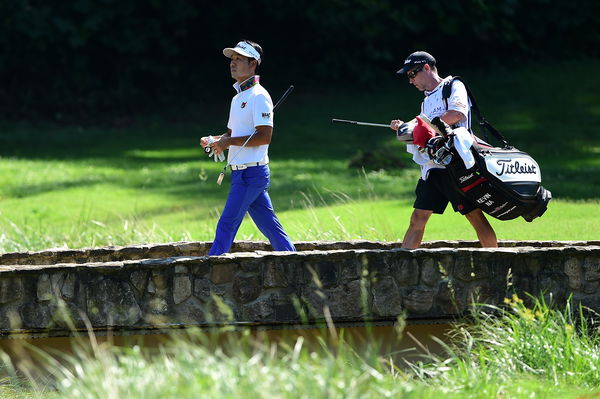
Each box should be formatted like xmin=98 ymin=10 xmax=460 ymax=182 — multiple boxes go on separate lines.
xmin=0 ymin=241 xmax=599 ymax=338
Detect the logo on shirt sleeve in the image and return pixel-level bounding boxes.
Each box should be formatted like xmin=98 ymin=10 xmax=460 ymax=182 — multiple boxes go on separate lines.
xmin=241 ymin=102 xmax=247 ymax=108
xmin=451 ymin=101 xmax=466 ymax=109
xmin=262 ymin=112 xmax=271 ymax=118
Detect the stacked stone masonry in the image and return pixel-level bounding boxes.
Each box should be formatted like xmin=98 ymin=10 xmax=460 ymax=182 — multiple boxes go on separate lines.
xmin=0 ymin=240 xmax=599 ymax=337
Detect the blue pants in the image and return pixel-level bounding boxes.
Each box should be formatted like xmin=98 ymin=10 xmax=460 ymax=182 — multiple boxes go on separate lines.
xmin=208 ymin=165 xmax=296 ymax=256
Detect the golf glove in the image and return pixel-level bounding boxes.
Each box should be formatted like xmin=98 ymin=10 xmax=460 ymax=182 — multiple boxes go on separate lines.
xmin=206 ymin=135 xmax=226 ymax=162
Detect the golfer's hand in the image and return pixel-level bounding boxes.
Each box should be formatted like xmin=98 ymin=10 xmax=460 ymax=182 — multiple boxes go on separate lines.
xmin=208 ymin=149 xmax=225 ymax=162
xmin=210 ymin=136 xmax=230 ymax=155
xmin=206 ymin=136 xmax=226 ymax=162
xmin=390 ymin=119 xmax=404 ymax=131
xmin=201 ymin=134 xmax=223 ymax=148
xmin=200 ymin=136 xmax=210 ymax=148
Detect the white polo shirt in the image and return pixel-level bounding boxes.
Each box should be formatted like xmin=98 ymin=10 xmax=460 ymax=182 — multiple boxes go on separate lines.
xmin=227 ymin=76 xmax=273 ymax=165
xmin=406 ymin=76 xmax=471 ymax=180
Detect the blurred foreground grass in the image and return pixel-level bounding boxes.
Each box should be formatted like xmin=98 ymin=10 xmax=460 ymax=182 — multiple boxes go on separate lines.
xmin=2 ymin=296 xmax=599 ymax=398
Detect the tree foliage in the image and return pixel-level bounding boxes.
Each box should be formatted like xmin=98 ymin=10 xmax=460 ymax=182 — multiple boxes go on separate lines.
xmin=1 ymin=0 xmax=598 ymax=117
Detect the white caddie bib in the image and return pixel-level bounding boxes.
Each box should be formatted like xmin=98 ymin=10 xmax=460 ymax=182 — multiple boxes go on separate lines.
xmin=422 ymin=76 xmax=470 ymax=129
xmin=407 ymin=76 xmax=472 ymax=180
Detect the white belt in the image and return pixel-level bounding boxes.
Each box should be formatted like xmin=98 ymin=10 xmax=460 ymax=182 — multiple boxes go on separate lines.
xmin=229 ymin=161 xmax=268 ymax=171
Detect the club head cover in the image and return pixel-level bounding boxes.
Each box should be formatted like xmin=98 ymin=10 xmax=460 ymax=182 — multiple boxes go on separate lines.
xmin=430 ymin=117 xmax=453 ymax=137
xmin=412 ymin=116 xmax=438 ymax=148
xmin=396 ymin=119 xmax=416 ymax=143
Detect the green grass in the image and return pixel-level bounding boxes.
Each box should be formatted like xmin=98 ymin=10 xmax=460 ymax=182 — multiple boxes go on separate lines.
xmin=0 ymin=368 xmax=34 ymax=399
xmin=1 ymin=60 xmax=599 ymax=252
xmin=3 ymin=296 xmax=599 ymax=398
xmin=2 ymin=60 xmax=600 ymax=397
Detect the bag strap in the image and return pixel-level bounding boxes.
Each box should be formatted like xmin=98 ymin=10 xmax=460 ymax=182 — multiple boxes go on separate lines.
xmin=443 ymin=76 xmax=511 ymax=148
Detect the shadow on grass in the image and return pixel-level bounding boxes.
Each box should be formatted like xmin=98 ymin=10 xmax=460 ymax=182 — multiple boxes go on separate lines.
xmin=1 ymin=60 xmax=599 ymax=207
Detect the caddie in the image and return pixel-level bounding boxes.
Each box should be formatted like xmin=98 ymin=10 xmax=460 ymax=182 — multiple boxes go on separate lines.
xmin=390 ymin=51 xmax=498 ymax=249
xmin=200 ymin=39 xmax=296 ymax=256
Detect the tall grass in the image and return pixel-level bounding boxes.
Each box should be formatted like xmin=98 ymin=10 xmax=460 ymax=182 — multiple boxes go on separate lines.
xmin=0 ymin=215 xmax=194 ymax=253
xmin=411 ymin=295 xmax=600 ymax=396
xmin=2 ymin=296 xmax=599 ymax=398
xmin=0 ymin=375 xmax=33 ymax=399
xmin=2 ymin=191 xmax=598 ymax=253
xmin=1 ymin=61 xmax=600 ymax=397
xmin=40 ymin=335 xmax=412 ymax=398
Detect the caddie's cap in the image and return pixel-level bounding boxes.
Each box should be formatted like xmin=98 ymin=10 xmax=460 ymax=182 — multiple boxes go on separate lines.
xmin=396 ymin=51 xmax=436 ymax=74
xmin=223 ymin=41 xmax=261 ymax=64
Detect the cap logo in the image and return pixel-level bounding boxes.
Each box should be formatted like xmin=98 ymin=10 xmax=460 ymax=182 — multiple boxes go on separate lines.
xmin=396 ymin=52 xmax=435 ymax=75
xmin=233 ymin=41 xmax=261 ymax=63
xmin=224 ymin=41 xmax=262 ymax=65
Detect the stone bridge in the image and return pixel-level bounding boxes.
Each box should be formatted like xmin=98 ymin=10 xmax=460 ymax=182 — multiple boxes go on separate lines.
xmin=0 ymin=240 xmax=599 ymax=338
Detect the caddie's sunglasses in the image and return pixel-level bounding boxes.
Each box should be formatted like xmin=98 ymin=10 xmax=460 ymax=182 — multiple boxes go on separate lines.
xmin=407 ymin=66 xmax=423 ymax=79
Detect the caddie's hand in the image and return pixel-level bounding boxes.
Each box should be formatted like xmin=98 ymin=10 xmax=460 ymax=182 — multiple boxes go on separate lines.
xmin=390 ymin=119 xmax=404 ymax=131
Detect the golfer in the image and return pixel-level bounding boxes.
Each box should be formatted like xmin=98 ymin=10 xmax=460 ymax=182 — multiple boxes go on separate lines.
xmin=391 ymin=51 xmax=498 ymax=249
xmin=200 ymin=40 xmax=296 ymax=256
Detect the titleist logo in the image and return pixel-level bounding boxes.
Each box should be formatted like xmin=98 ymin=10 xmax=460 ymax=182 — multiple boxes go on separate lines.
xmin=459 ymin=173 xmax=474 ymax=183
xmin=495 ymin=159 xmax=537 ymax=176
xmin=490 ymin=202 xmax=508 ymax=214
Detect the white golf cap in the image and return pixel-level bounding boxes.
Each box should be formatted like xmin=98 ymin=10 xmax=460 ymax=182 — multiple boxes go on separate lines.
xmin=223 ymin=41 xmax=261 ymax=64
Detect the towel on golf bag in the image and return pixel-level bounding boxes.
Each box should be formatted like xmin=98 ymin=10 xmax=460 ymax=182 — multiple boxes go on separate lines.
xmin=429 ymin=119 xmax=551 ymax=222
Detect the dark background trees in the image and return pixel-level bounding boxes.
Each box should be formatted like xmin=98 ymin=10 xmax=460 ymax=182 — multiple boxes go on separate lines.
xmin=1 ymin=0 xmax=598 ymax=119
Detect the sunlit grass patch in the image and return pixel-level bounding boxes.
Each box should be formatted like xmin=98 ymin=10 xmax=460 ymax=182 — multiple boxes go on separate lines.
xmin=0 ymin=195 xmax=598 ymax=253
xmin=411 ymin=295 xmax=600 ymax=397
xmin=0 ymin=60 xmax=599 ymax=253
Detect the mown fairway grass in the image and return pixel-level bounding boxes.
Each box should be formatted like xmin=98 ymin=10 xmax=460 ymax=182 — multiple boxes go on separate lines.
xmin=1 ymin=61 xmax=600 ymax=397
xmin=1 ymin=60 xmax=599 ymax=252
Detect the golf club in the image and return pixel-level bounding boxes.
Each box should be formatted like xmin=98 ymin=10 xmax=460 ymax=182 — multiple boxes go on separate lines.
xmin=331 ymin=118 xmax=390 ymax=128
xmin=332 ymin=116 xmax=426 ymax=143
xmin=216 ymin=85 xmax=295 ymax=185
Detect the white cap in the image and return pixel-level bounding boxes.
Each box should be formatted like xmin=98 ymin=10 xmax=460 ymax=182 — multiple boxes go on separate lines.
xmin=223 ymin=41 xmax=261 ymax=64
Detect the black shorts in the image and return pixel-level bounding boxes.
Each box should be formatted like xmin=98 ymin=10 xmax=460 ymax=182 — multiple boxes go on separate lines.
xmin=413 ymin=168 xmax=477 ymax=215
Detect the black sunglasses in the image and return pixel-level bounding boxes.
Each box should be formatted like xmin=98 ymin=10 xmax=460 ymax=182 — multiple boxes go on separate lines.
xmin=407 ymin=66 xmax=424 ymax=79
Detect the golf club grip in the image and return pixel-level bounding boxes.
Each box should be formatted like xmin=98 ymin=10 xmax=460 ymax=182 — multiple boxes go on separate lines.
xmin=273 ymin=85 xmax=294 ymax=112
xmin=332 ymin=118 xmax=390 ymax=128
